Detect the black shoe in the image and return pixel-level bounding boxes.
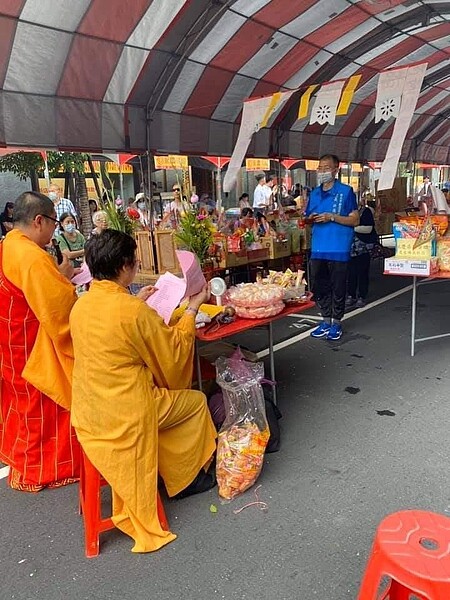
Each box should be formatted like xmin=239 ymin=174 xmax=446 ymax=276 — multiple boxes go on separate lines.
xmin=173 ymin=469 xmax=217 ymax=500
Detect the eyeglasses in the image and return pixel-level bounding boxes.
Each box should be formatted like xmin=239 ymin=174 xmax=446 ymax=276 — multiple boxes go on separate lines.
xmin=173 ymin=188 xmax=180 ymax=192
xmin=39 ymin=214 xmax=60 ymax=226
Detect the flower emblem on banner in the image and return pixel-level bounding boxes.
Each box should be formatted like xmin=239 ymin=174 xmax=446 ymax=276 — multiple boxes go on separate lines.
xmin=314 ymin=105 xmax=331 ymax=124
xmin=379 ymin=97 xmax=399 ymax=121
xmin=309 ymin=80 xmax=345 ymax=126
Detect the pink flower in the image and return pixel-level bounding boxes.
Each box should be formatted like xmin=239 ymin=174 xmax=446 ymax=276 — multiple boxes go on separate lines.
xmin=197 ymin=214 xmax=207 ymax=221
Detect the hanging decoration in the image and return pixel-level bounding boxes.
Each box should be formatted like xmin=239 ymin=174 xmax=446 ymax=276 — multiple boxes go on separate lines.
xmin=309 ymin=80 xmax=346 ymax=126
xmin=223 ymin=90 xmax=294 ymax=192
xmin=377 ymin=62 xmax=427 ymax=191
xmin=375 ymin=68 xmax=408 ymax=123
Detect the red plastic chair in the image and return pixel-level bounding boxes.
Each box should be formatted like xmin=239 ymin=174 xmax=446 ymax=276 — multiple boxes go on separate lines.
xmin=357 ymin=510 xmax=450 ymax=599
xmin=79 ymin=449 xmax=169 ymax=558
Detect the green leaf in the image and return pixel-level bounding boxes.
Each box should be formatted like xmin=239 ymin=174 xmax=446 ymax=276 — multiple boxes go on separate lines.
xmin=209 ymin=504 xmax=218 ymax=514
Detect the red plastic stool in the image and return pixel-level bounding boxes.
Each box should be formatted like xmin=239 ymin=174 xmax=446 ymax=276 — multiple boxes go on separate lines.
xmin=79 ymin=449 xmax=169 ymax=558
xmin=357 ymin=510 xmax=450 ymax=599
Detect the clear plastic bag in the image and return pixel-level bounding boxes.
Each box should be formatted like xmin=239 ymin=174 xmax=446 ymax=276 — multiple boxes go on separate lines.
xmin=215 ymin=349 xmax=269 ymax=500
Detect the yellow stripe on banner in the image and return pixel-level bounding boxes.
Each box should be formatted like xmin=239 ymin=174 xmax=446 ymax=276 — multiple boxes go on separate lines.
xmin=260 ymin=92 xmax=282 ymax=128
xmin=336 ymin=74 xmax=362 ymax=116
xmin=297 ymin=85 xmax=319 ymax=120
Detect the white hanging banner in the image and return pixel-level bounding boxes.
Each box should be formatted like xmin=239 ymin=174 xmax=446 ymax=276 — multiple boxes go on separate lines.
xmin=309 ymin=80 xmax=345 ymax=126
xmin=223 ymin=90 xmax=294 ymax=192
xmin=378 ymin=63 xmax=427 ymax=191
xmin=375 ymin=68 xmax=408 ymax=123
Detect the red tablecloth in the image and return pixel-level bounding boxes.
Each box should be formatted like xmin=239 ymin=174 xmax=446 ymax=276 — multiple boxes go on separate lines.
xmin=196 ymin=301 xmax=315 ymax=342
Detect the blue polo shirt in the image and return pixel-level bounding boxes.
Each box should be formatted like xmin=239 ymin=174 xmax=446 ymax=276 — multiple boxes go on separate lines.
xmin=305 ymin=180 xmax=357 ymax=262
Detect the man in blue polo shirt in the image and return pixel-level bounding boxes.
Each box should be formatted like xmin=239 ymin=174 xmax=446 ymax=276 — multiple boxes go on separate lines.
xmin=305 ymin=154 xmax=359 ymax=341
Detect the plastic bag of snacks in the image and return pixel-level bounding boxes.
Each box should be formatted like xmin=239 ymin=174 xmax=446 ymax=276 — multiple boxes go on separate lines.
xmin=226 ymin=283 xmax=284 ymax=318
xmin=437 ymin=238 xmax=450 ymax=271
xmin=215 ymin=349 xmax=270 ymax=500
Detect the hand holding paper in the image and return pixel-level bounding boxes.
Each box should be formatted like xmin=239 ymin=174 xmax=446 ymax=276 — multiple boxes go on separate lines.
xmin=146 ymin=251 xmax=206 ymax=324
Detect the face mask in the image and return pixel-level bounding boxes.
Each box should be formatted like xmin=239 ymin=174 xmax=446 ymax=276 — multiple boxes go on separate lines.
xmin=48 ymin=192 xmax=58 ymax=201
xmin=64 ymin=223 xmax=75 ymax=233
xmin=317 ymin=171 xmax=334 ymax=186
xmin=138 ymin=201 xmax=145 ymax=209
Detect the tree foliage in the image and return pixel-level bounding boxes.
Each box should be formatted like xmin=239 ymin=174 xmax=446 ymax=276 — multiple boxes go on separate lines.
xmin=0 ymin=151 xmax=89 ymax=180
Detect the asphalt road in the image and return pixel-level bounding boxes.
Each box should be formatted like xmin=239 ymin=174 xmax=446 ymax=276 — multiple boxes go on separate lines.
xmin=2 ymin=272 xmax=450 ymax=600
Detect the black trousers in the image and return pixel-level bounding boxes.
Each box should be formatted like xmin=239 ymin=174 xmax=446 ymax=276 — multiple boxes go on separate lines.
xmin=310 ymin=259 xmax=348 ymax=321
xmin=347 ymin=253 xmax=370 ymax=300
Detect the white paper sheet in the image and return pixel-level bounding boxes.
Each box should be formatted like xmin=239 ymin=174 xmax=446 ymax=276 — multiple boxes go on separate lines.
xmin=378 ymin=63 xmax=427 ymax=191
xmin=223 ymin=90 xmax=294 ymax=192
xmin=309 ymin=80 xmax=345 ymax=126
xmin=375 ymin=68 xmax=407 ymax=123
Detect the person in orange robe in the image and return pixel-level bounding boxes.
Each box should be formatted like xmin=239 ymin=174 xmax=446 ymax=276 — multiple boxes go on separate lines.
xmin=0 ymin=191 xmax=80 ymax=491
xmin=70 ymin=230 xmax=217 ymax=552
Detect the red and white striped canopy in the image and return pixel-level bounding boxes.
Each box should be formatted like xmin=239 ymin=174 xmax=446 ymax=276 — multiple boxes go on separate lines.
xmin=0 ymin=0 xmax=449 ymax=163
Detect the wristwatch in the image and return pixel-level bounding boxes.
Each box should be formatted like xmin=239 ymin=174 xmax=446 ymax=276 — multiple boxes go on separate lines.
xmin=330 ymin=214 xmax=335 ymax=222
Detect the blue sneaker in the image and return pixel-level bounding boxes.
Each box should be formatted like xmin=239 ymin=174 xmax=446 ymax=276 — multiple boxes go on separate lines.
xmin=310 ymin=322 xmax=331 ymax=338
xmin=327 ymin=323 xmax=342 ymax=341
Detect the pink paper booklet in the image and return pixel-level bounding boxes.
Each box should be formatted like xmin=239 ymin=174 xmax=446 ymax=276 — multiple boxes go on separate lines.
xmin=146 ymin=250 xmax=206 ymax=324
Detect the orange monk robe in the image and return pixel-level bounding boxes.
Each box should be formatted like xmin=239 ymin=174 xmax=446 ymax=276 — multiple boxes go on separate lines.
xmin=70 ymin=280 xmax=217 ymax=553
xmin=0 ymin=229 xmax=79 ymax=489
xmin=2 ymin=230 xmax=77 ymax=410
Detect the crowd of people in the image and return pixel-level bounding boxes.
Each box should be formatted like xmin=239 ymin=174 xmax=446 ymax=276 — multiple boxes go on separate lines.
xmin=0 ymin=161 xmax=445 ymax=552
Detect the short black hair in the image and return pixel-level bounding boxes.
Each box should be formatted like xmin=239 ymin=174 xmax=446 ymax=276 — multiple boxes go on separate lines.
xmin=13 ymin=191 xmax=54 ymax=225
xmin=59 ymin=212 xmax=76 ymax=224
xmin=241 ymin=207 xmax=253 ymax=217
xmin=239 ymin=193 xmax=249 ymax=199
xmin=266 ymin=174 xmax=274 ymax=184
xmin=4 ymin=202 xmax=14 ymax=210
xmin=319 ymin=154 xmax=340 ymax=168
xmin=255 ymin=173 xmax=265 ymax=183
xmin=85 ymin=229 xmax=137 ymax=281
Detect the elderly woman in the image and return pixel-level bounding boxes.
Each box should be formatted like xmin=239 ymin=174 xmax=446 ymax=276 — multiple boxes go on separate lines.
xmin=69 ymin=230 xmax=216 ymax=553
xmin=91 ymin=210 xmax=108 ymax=235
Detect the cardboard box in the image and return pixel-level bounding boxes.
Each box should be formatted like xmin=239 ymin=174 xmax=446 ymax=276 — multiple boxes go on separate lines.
xmin=384 ymin=258 xmax=439 ymax=277
xmin=376 ymin=177 xmax=407 ymax=213
xmin=247 ymin=248 xmax=270 ymax=263
xmin=261 ymin=237 xmax=291 ymax=259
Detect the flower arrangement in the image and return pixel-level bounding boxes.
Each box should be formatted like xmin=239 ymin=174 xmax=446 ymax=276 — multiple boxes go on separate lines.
xmin=95 ymin=168 xmax=139 ymax=235
xmin=175 ymin=209 xmax=215 ymax=265
xmin=101 ymin=197 xmax=138 ymax=235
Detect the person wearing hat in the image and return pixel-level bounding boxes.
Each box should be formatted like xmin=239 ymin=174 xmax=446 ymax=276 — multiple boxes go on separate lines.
xmin=134 ymin=193 xmax=151 ymax=229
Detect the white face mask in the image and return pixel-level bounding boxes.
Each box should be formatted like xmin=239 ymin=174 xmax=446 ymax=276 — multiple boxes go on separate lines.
xmin=64 ymin=223 xmax=75 ymax=233
xmin=138 ymin=201 xmax=145 ymax=209
xmin=317 ymin=171 xmax=335 ymax=186
xmin=48 ymin=192 xmax=58 ymax=201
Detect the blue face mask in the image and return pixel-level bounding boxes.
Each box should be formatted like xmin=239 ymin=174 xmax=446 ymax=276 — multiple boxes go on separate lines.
xmin=48 ymin=192 xmax=58 ymax=201
xmin=64 ymin=223 xmax=75 ymax=233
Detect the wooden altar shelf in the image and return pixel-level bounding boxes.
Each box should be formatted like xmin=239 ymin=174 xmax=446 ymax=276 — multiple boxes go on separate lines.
xmin=135 ymin=231 xmax=155 ymax=275
xmin=154 ymin=230 xmax=181 ymax=274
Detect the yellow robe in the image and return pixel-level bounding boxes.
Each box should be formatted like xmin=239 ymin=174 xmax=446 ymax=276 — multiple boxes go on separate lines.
xmin=70 ymin=280 xmax=217 ymax=553
xmin=2 ymin=229 xmax=77 ymax=411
